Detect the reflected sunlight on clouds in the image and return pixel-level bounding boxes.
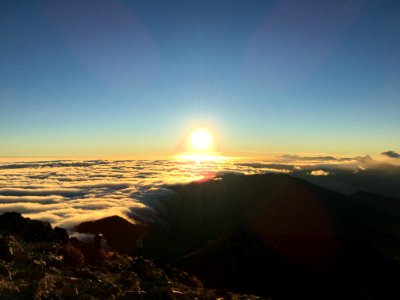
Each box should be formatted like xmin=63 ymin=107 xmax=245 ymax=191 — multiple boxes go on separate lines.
xmin=0 ymin=158 xmax=289 ymax=229
xmin=0 ymin=155 xmax=397 ymax=230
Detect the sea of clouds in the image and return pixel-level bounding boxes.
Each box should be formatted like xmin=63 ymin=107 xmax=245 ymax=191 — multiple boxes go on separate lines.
xmin=0 ymin=155 xmax=399 ymax=230
xmin=0 ymin=158 xmax=284 ymax=229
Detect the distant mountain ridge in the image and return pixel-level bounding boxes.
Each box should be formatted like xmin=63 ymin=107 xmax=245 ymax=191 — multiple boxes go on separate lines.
xmin=291 ymin=155 xmax=400 ymax=197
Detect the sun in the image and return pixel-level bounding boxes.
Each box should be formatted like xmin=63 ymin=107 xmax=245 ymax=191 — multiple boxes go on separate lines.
xmin=176 ymin=126 xmax=224 ymax=164
xmin=190 ymin=128 xmax=213 ymax=151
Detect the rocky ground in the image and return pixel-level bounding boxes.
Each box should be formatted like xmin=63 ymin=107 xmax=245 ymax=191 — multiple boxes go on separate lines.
xmin=0 ymin=212 xmax=263 ymax=300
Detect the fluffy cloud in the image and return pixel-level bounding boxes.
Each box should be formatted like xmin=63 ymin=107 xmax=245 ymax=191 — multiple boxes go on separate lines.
xmin=0 ymin=195 xmax=64 ymax=204
xmin=310 ymin=170 xmax=330 ymax=176
xmin=1 ymin=156 xmax=399 ymax=231
xmin=0 ymin=159 xmax=238 ymax=229
xmin=281 ymin=154 xmax=355 ymax=163
xmin=0 ymin=188 xmax=85 ymax=197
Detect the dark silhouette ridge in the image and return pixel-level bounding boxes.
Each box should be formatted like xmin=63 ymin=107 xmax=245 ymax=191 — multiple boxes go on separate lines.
xmin=173 ymin=230 xmax=400 ymax=300
xmin=350 ymin=191 xmax=400 ymax=218
xmin=0 ymin=212 xmax=68 ymax=244
xmin=75 ymin=215 xmax=148 ymax=253
xmin=75 ymin=173 xmax=400 ymax=299
xmin=158 ymin=174 xmax=400 ymax=299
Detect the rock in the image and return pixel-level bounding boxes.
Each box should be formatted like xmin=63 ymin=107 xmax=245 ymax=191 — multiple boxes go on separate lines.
xmin=117 ymin=271 xmax=140 ymax=289
xmin=76 ymin=293 xmax=95 ymax=300
xmin=83 ymin=285 xmax=103 ymax=297
xmin=171 ymin=288 xmax=184 ymax=297
xmin=60 ymin=244 xmax=85 ymax=267
xmin=15 ymin=258 xmax=46 ymax=280
xmin=0 ymin=213 xmax=265 ymax=299
xmin=23 ymin=282 xmax=40 ymax=299
xmin=13 ymin=248 xmax=31 ymax=263
xmin=53 ymin=226 xmax=69 ymax=244
xmin=100 ymin=280 xmax=121 ymax=295
xmin=24 ymin=219 xmax=53 ymax=242
xmin=37 ymin=241 xmax=57 ymax=252
xmin=0 ymin=237 xmax=14 ymax=261
xmin=148 ymin=287 xmax=176 ymax=300
xmin=46 ymin=253 xmax=64 ymax=268
xmin=30 ymin=259 xmax=46 ymax=279
xmin=61 ymin=286 xmax=79 ymax=299
xmin=0 ymin=263 xmax=11 ymax=278
xmin=0 ymin=212 xmax=69 ymax=244
xmin=120 ymin=290 xmax=148 ymax=300
xmin=0 ymin=212 xmax=26 ymax=232
xmin=47 ymin=266 xmax=62 ymax=275
xmin=33 ymin=259 xmax=46 ymax=266
xmin=83 ymin=248 xmax=105 ymax=266
xmin=74 ymin=268 xmax=98 ymax=281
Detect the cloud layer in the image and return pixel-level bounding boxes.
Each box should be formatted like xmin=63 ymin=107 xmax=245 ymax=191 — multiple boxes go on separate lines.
xmin=1 ymin=159 xmax=280 ymax=229
xmin=0 ymin=155 xmax=399 ymax=230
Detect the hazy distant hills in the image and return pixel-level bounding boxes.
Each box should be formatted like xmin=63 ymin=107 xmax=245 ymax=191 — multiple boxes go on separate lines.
xmin=291 ymin=157 xmax=400 ymax=198
xmin=76 ymin=173 xmax=400 ymax=299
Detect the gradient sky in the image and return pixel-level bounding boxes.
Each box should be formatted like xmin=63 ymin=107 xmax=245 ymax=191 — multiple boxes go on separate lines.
xmin=1 ymin=0 xmax=399 ymax=157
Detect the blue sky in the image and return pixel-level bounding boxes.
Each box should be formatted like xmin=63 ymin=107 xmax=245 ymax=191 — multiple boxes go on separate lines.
xmin=1 ymin=0 xmax=399 ymax=157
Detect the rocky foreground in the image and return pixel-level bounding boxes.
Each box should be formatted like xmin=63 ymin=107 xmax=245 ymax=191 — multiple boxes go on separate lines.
xmin=0 ymin=212 xmax=262 ymax=300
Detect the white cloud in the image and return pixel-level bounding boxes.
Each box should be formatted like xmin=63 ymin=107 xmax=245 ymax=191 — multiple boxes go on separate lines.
xmin=0 ymin=195 xmax=64 ymax=204
xmin=2 ymin=157 xmax=381 ymax=230
xmin=310 ymin=170 xmax=330 ymax=176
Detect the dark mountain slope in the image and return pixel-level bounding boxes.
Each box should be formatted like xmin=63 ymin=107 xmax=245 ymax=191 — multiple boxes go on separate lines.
xmin=351 ymin=191 xmax=400 ymax=218
xmin=76 ymin=173 xmax=400 ymax=299
xmin=75 ymin=215 xmax=148 ymax=253
xmin=144 ymin=174 xmax=400 ymax=263
xmin=144 ymin=173 xmax=400 ymax=299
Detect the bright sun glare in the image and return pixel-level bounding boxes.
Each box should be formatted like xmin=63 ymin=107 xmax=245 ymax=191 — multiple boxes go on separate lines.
xmin=191 ymin=128 xmax=212 ymax=151
xmin=177 ymin=127 xmax=224 ymax=164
